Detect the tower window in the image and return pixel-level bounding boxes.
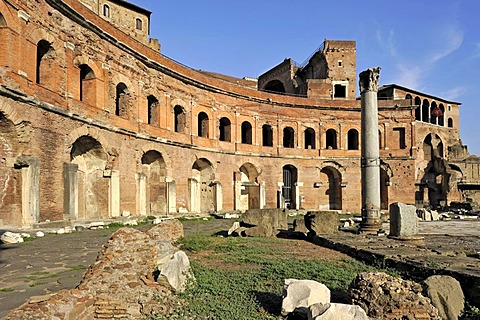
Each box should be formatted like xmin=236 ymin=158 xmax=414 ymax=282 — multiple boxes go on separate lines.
xmin=334 ymin=84 xmax=346 ymax=98
xmin=103 ymin=4 xmax=110 ymax=18
xmin=136 ymin=18 xmax=143 ymax=31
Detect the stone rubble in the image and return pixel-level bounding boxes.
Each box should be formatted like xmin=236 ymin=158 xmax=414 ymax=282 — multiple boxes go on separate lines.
xmin=349 ymin=272 xmax=441 ymax=320
xmin=5 ymin=219 xmax=190 ymax=320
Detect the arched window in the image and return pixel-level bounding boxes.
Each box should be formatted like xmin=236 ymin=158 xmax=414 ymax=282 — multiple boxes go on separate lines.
xmin=326 ymin=129 xmax=337 ymax=149
xmin=283 ymin=127 xmax=294 ymax=148
xmin=103 ymin=4 xmax=110 ymax=17
xmin=36 ymin=40 xmax=55 ymax=85
xmin=115 ymin=83 xmax=129 ymax=117
xmin=79 ymin=64 xmax=96 ymax=105
xmin=422 ymin=99 xmax=430 ymax=123
xmin=430 ymin=101 xmax=437 ymax=125
xmin=347 ymin=129 xmax=359 ymax=150
xmin=174 ymin=105 xmax=186 ymax=133
xmin=147 ymin=95 xmax=159 ymax=126
xmin=135 ymin=18 xmax=142 ymax=30
xmin=262 ymin=124 xmax=273 ymax=147
xmin=198 ymin=112 xmax=209 ymax=138
xmin=264 ymin=80 xmax=285 ymax=93
xmin=414 ymin=96 xmax=422 ymax=121
xmin=219 ymin=117 xmax=231 ymax=142
xmin=405 ymin=94 xmax=412 ymax=101
xmin=304 ymin=128 xmax=315 ymax=149
xmin=448 ymin=118 xmax=453 ymax=128
xmin=241 ymin=121 xmax=252 ymax=144
xmin=438 ymin=104 xmax=445 ymax=126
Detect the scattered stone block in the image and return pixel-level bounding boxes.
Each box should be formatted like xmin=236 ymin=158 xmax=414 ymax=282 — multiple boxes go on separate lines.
xmin=231 ymin=227 xmax=247 ymax=237
xmin=35 ymin=231 xmax=45 ymax=237
xmin=1 ymin=231 xmax=24 ymax=244
xmin=281 ymin=279 xmax=330 ymax=316
xmin=244 ymin=224 xmax=275 ymax=237
xmin=389 ymin=202 xmax=420 ymax=238
xmin=159 ymin=251 xmax=194 ymax=292
xmin=228 ymin=221 xmax=241 ymax=235
xmin=242 ymin=208 xmax=288 ymax=230
xmin=430 ymin=210 xmax=440 ymax=221
xmin=146 ymin=219 xmax=184 ymax=242
xmin=309 ymin=302 xmax=369 ymax=320
xmin=423 ymin=275 xmax=464 ymax=320
xmin=304 ymin=211 xmax=338 ymax=235
xmin=123 ymin=219 xmax=138 ymax=226
xmin=293 ymin=218 xmax=308 ymax=233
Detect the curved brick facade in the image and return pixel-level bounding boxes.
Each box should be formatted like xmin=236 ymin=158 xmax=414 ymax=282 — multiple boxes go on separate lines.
xmin=0 ymin=0 xmax=470 ymax=228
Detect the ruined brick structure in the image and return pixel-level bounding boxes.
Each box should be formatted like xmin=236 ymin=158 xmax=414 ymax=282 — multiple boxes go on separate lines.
xmin=0 ymin=0 xmax=477 ymax=228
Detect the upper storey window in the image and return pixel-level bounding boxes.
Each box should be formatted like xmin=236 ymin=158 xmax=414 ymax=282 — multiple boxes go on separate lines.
xmin=136 ymin=18 xmax=143 ymax=31
xmin=103 ymin=4 xmax=110 ymax=18
xmin=36 ymin=40 xmax=55 ymax=85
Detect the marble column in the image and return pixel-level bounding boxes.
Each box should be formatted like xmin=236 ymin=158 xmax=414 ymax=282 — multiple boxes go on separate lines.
xmin=359 ymin=67 xmax=382 ymax=233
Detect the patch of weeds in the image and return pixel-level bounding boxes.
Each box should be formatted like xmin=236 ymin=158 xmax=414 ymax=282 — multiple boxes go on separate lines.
xmin=26 ymin=271 xmax=51 ymax=280
xmin=21 ymin=236 xmax=35 ymax=242
xmin=155 ymin=235 xmax=384 ymax=320
xmin=29 ymin=282 xmax=48 ymax=287
xmin=68 ymin=265 xmax=86 ymax=271
xmin=461 ymin=303 xmax=480 ymax=319
xmin=0 ymin=288 xmax=14 ymax=292
xmin=106 ymin=222 xmax=125 ymax=229
xmin=177 ymin=234 xmax=214 ymax=253
xmin=426 ymin=258 xmax=441 ymax=271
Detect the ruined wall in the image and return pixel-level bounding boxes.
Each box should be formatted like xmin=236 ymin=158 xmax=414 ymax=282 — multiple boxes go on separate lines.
xmin=79 ymin=0 xmax=150 ymax=44
xmin=0 ymin=0 xmax=465 ymax=227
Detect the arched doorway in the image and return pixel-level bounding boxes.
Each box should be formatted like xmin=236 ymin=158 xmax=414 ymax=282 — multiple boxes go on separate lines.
xmin=420 ymin=133 xmax=447 ymax=209
xmin=71 ymin=135 xmax=109 ymax=220
xmin=236 ymin=163 xmax=260 ymax=211
xmin=141 ymin=150 xmax=167 ymax=215
xmin=282 ymin=165 xmax=297 ymax=209
xmin=190 ymin=158 xmax=215 ymax=213
xmin=320 ymin=166 xmax=342 ymax=210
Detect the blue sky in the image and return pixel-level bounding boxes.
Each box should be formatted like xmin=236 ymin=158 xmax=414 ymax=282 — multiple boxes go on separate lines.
xmin=132 ymin=0 xmax=480 ymax=155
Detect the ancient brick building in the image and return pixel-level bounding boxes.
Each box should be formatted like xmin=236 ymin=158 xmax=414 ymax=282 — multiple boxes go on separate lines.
xmin=0 ymin=0 xmax=477 ymax=228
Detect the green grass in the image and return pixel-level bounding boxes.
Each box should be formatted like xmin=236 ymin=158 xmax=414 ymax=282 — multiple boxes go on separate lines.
xmin=29 ymin=282 xmax=48 ymax=287
xmin=0 ymin=288 xmax=14 ymax=292
xmin=157 ymin=234 xmax=381 ymax=320
xmin=68 ymin=264 xmax=86 ymax=271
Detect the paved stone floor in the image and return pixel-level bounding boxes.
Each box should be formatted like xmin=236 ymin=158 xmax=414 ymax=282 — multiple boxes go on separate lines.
xmin=0 ymin=218 xmax=479 ymax=318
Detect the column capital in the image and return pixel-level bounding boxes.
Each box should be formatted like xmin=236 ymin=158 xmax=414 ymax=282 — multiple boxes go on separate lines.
xmin=359 ymin=67 xmax=381 ymax=93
